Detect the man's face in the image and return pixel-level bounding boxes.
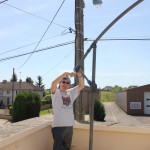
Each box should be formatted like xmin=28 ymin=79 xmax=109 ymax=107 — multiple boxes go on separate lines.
xmin=59 ymin=79 xmax=70 ymax=91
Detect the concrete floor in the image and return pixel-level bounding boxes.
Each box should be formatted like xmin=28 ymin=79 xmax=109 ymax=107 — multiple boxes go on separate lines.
xmin=0 ymin=119 xmax=9 ymax=126
xmin=103 ymin=102 xmax=150 ymax=125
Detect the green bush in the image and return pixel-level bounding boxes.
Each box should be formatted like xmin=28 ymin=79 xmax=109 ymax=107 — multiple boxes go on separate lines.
xmin=12 ymin=91 xmax=41 ymax=122
xmin=94 ymin=100 xmax=106 ymax=121
xmin=8 ymin=105 xmax=13 ymax=116
xmin=41 ymin=94 xmax=52 ymax=105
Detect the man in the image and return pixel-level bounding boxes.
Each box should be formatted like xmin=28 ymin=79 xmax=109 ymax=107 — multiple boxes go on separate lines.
xmin=51 ymin=71 xmax=84 ymax=150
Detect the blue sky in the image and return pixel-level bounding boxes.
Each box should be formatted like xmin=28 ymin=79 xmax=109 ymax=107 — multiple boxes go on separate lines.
xmin=0 ymin=0 xmax=149 ymax=89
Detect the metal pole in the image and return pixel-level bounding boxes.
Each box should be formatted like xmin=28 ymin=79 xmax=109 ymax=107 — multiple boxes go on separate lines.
xmin=89 ymin=43 xmax=97 ymax=150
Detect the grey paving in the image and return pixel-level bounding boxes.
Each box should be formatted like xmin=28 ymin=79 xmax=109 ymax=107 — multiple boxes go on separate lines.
xmin=103 ymin=102 xmax=150 ymax=125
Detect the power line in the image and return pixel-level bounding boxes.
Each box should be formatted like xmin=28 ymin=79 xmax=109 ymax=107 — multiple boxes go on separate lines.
xmin=0 ymin=40 xmax=75 ymax=62
xmin=0 ymin=0 xmax=7 ymax=4
xmin=0 ymin=34 xmax=67 ymax=56
xmin=0 ymin=38 xmax=150 ymax=61
xmin=1 ymin=36 xmax=149 ymax=56
xmin=17 ymin=0 xmax=66 ymax=69
xmin=87 ymin=38 xmax=150 ymax=41
xmin=42 ymin=50 xmax=73 ymax=77
xmin=4 ymin=2 xmax=69 ymax=29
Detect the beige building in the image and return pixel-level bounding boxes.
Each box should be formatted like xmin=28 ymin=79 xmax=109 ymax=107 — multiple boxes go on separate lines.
xmin=0 ymin=80 xmax=43 ymax=108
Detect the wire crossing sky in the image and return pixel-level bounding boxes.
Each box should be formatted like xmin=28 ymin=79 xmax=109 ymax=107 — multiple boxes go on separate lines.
xmin=17 ymin=0 xmax=66 ymax=69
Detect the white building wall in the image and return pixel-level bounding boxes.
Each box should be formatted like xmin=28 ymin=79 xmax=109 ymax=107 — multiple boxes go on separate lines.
xmin=0 ymin=90 xmax=12 ymax=107
xmin=115 ymin=92 xmax=127 ymax=112
xmin=0 ymin=89 xmax=43 ymax=107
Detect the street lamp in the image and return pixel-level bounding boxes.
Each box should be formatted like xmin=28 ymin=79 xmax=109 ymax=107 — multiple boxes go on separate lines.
xmin=93 ymin=0 xmax=102 ymax=7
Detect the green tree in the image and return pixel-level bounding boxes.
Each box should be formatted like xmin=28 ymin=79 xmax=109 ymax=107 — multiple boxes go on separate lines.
xmin=127 ymin=85 xmax=138 ymax=89
xmin=35 ymin=75 xmax=45 ymax=89
xmin=26 ymin=77 xmax=34 ymax=83
xmin=41 ymin=94 xmax=52 ymax=106
xmin=43 ymin=89 xmax=50 ymax=97
xmin=112 ymin=85 xmax=123 ymax=92
xmin=10 ymin=72 xmax=17 ymax=82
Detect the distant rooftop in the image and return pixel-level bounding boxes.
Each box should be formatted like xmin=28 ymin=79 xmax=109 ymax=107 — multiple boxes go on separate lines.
xmin=0 ymin=81 xmax=43 ymax=91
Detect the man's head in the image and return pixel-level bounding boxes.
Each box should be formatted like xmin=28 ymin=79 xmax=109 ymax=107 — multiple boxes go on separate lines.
xmin=59 ymin=76 xmax=71 ymax=92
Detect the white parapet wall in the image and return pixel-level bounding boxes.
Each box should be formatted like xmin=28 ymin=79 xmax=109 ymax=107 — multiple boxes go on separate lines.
xmin=0 ymin=116 xmax=53 ymax=150
xmin=73 ymin=123 xmax=150 ymax=150
xmin=0 ymin=109 xmax=12 ymax=120
xmin=0 ymin=109 xmax=9 ymax=115
xmin=0 ymin=115 xmax=150 ymax=150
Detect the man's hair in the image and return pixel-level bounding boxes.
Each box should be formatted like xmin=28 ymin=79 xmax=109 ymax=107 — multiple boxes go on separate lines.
xmin=58 ymin=76 xmax=71 ymax=89
xmin=62 ymin=75 xmax=71 ymax=83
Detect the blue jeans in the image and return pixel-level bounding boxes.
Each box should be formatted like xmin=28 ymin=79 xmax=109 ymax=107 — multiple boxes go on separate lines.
xmin=51 ymin=126 xmax=73 ymax=150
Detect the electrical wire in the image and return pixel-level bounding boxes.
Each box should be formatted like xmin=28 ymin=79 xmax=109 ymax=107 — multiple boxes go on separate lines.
xmin=1 ymin=36 xmax=149 ymax=56
xmin=61 ymin=27 xmax=75 ymax=36
xmin=86 ymin=38 xmax=150 ymax=41
xmin=17 ymin=0 xmax=66 ymax=69
xmin=0 ymin=40 xmax=75 ymax=62
xmin=0 ymin=37 xmax=149 ymax=62
xmin=42 ymin=50 xmax=73 ymax=77
xmin=4 ymin=2 xmax=68 ymax=29
xmin=0 ymin=0 xmax=7 ymax=4
xmin=0 ymin=34 xmax=67 ymax=56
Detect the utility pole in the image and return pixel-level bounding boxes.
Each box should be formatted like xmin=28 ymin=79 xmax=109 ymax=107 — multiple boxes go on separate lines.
xmin=74 ymin=0 xmax=85 ymax=121
xmin=12 ymin=68 xmax=15 ymax=104
xmin=19 ymin=72 xmax=22 ymax=93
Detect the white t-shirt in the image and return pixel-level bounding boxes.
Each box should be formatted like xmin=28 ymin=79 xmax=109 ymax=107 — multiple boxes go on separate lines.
xmin=51 ymin=86 xmax=80 ymax=127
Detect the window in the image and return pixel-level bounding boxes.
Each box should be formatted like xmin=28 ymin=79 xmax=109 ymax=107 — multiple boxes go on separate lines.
xmin=7 ymin=91 xmax=10 ymax=94
xmin=0 ymin=100 xmax=3 ymax=106
xmin=7 ymin=98 xmax=10 ymax=106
